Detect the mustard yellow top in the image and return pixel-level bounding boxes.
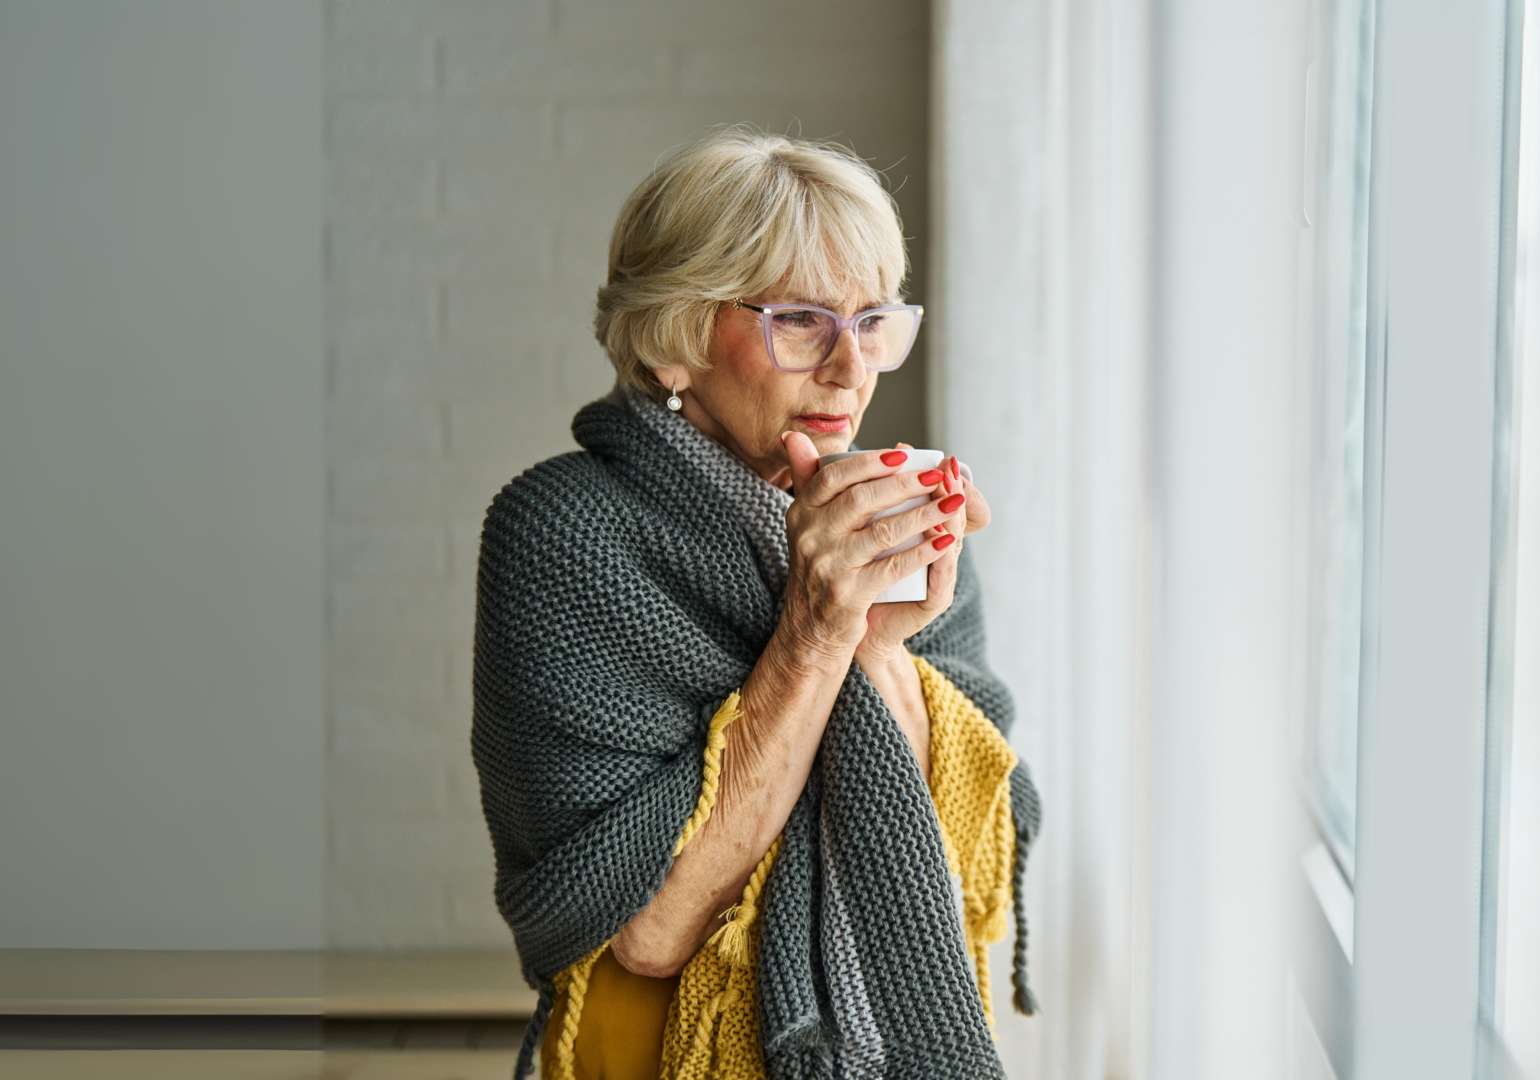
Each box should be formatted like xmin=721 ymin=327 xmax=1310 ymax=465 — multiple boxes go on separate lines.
xmin=541 ymin=656 xmax=1018 ymax=1079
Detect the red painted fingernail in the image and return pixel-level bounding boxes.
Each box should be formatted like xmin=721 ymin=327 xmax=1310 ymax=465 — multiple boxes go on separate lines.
xmin=917 ymin=469 xmax=944 ymax=486
xmin=880 ymin=450 xmax=907 ymax=467
xmin=933 ymin=533 xmax=957 ymax=551
xmin=939 ymin=492 xmax=965 ymax=514
xmin=942 ymin=471 xmax=953 ymax=494
xmin=950 ymin=456 xmax=960 ymax=478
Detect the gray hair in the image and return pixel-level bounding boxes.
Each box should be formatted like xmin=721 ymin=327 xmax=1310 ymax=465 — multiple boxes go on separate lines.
xmin=594 ymin=126 xmax=909 ymax=399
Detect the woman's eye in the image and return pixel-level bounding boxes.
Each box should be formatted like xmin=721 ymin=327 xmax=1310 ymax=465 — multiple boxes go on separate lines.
xmin=773 ymin=310 xmax=819 ymax=329
xmin=858 ymin=314 xmax=887 ymax=333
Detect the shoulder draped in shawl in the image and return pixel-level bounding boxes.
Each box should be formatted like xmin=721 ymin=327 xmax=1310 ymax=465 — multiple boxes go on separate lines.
xmin=472 ymin=393 xmax=1041 ymax=1079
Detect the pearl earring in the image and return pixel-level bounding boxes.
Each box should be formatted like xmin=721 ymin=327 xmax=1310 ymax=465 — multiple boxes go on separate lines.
xmin=666 ymin=382 xmax=683 ymax=411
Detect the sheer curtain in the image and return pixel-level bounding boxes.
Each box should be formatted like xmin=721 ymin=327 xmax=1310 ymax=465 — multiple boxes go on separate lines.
xmin=933 ymin=1 xmax=1304 ymax=1076
xmin=932 ymin=1 xmax=1153 ymax=1073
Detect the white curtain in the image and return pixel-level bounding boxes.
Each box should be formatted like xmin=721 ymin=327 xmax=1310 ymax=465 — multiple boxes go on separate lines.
xmin=932 ymin=0 xmax=1153 ymax=1073
xmin=933 ymin=1 xmax=1303 ymax=1077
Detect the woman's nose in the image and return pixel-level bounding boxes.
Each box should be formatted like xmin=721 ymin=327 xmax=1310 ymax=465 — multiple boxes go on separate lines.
xmin=818 ymin=328 xmax=868 ymax=389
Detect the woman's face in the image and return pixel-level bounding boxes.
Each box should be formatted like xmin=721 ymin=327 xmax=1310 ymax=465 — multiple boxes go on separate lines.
xmin=655 ymin=286 xmax=884 ymax=489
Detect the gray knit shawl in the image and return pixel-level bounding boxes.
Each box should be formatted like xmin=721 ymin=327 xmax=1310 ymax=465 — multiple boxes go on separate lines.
xmin=472 ymin=389 xmax=1041 ymax=1079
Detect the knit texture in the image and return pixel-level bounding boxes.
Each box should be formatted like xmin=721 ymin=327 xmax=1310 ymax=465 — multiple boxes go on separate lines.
xmin=472 ymin=386 xmax=1041 ymax=1079
xmin=658 ymin=834 xmax=783 ymax=1079
xmin=918 ymin=655 xmax=1019 ymax=1029
xmin=537 ymin=654 xmax=1021 ymax=1077
xmin=638 ymin=658 xmax=1015 ymax=1077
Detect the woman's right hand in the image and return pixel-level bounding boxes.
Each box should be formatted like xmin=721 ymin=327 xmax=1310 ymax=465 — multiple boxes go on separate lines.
xmin=776 ymin=431 xmax=959 ymax=660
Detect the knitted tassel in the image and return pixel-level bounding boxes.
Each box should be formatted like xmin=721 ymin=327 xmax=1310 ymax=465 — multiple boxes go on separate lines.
xmin=673 ymin=692 xmax=741 ymax=857
xmin=677 ymin=986 xmax=742 ymax=1078
xmin=1010 ymin=759 xmax=1043 ymax=1017
xmin=691 ymin=987 xmax=741 ymax=1057
xmin=984 ymin=790 xmax=1016 ymax=946
xmin=981 ymin=886 xmax=1011 ymax=943
xmin=1014 ymin=981 xmax=1041 ymax=1017
xmin=708 ymin=902 xmax=755 ymax=968
xmin=964 ymin=888 xmax=1009 ymax=943
xmin=513 ymin=986 xmax=553 ymax=1080
xmin=974 ymin=939 xmax=996 ymax=1031
xmin=659 ymin=836 xmax=783 ymax=1078
xmin=551 ymin=945 xmax=607 ymax=1080
xmin=707 ymin=836 xmax=780 ymax=969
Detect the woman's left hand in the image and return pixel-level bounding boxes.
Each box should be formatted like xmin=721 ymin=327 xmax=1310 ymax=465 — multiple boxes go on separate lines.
xmin=856 ymin=453 xmax=980 ymax=662
xmin=958 ymin=466 xmax=991 ymax=537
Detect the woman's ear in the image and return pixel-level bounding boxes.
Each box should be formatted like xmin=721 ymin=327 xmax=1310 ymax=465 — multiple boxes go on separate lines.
xmin=651 ymin=365 xmax=692 ymax=394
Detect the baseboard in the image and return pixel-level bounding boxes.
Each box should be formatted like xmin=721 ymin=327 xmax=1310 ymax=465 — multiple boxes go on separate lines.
xmin=0 ymin=949 xmax=539 ymax=1019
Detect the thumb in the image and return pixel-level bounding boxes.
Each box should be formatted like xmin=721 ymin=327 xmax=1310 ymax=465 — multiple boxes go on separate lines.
xmin=781 ymin=431 xmax=821 ymax=494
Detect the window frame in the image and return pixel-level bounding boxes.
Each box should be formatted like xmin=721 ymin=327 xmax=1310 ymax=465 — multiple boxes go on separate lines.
xmin=1347 ymin=2 xmax=1515 ymax=1079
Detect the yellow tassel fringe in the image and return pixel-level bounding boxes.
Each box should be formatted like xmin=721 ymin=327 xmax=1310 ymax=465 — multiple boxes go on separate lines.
xmin=672 ymin=691 xmax=742 ymax=857
xmin=550 ymin=943 xmax=607 ymax=1080
xmin=706 ymin=836 xmax=782 ymax=969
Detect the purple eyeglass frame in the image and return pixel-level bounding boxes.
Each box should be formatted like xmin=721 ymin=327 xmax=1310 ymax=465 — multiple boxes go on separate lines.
xmin=732 ymin=297 xmax=925 ymax=373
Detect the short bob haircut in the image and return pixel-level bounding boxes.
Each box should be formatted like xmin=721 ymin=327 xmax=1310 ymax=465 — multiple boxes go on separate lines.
xmin=594 ymin=126 xmax=909 ymax=400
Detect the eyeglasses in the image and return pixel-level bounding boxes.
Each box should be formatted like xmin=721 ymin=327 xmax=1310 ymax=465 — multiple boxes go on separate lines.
xmin=732 ymin=298 xmax=924 ymax=373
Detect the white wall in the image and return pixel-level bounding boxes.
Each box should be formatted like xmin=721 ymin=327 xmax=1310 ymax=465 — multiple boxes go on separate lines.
xmin=0 ymin=0 xmax=932 ymax=956
xmin=323 ymin=0 xmax=934 ymax=947
xmin=0 ymin=2 xmax=326 ymax=949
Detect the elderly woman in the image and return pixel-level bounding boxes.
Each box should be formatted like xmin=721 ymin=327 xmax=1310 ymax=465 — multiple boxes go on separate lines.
xmin=473 ymin=128 xmax=1040 ymax=1080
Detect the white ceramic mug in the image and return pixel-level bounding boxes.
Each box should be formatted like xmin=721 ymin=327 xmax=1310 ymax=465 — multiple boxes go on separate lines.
xmin=816 ymin=449 xmax=970 ymax=603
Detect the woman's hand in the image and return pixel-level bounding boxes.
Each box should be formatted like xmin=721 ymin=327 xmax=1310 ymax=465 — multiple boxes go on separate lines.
xmin=857 ymin=454 xmax=977 ymax=662
xmin=613 ymin=441 xmax=978 ymax=976
xmin=959 ymin=465 xmax=991 ymax=537
xmin=893 ymin=443 xmax=992 ymax=541
xmin=779 ymin=433 xmax=960 ymax=662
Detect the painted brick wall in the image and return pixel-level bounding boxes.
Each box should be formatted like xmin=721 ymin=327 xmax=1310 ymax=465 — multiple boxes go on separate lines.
xmin=325 ymin=0 xmax=931 ymax=947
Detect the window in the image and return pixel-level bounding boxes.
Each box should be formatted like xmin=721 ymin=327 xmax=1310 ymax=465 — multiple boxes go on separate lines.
xmin=1300 ymin=0 xmax=1378 ymax=881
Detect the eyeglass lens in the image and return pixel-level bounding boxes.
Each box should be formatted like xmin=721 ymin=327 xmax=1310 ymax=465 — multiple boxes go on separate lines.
xmin=768 ymin=308 xmax=917 ymax=371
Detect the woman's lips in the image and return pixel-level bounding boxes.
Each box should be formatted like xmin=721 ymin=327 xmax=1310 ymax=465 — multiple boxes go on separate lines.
xmin=796 ymin=413 xmax=850 ymax=433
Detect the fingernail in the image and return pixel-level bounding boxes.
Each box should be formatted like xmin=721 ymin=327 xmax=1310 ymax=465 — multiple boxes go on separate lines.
xmin=917 ymin=469 xmax=944 ymax=486
xmin=939 ymin=492 xmax=965 ymax=514
xmin=933 ymin=533 xmax=957 ymax=551
xmin=950 ymin=457 xmax=960 ymax=479
xmin=880 ymin=450 xmax=907 ymax=467
xmin=942 ymin=471 xmax=953 ymax=494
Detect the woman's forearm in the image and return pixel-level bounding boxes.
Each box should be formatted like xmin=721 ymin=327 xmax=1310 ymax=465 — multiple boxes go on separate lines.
xmin=609 ymin=624 xmax=851 ymax=977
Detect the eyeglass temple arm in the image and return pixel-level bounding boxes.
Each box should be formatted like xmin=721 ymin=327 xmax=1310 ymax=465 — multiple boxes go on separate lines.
xmin=731 ymin=298 xmax=767 ymax=313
